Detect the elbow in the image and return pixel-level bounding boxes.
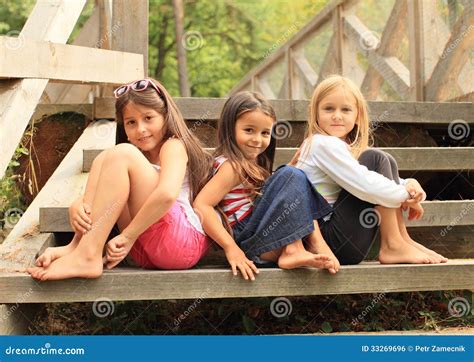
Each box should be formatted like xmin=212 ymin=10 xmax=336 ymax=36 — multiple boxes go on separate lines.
xmin=156 ymin=190 xmax=178 ymax=206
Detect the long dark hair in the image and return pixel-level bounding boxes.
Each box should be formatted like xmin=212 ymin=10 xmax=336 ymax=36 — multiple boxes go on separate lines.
xmin=215 ymin=91 xmax=276 ymax=200
xmin=115 ymin=78 xmax=213 ymax=202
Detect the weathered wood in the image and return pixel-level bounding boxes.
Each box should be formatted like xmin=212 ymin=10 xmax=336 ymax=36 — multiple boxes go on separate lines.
xmin=361 ymin=0 xmax=407 ymax=100
xmin=0 ymin=37 xmax=144 ymax=84
xmin=42 ymin=6 xmax=100 ymax=104
xmin=83 ymin=147 xmax=474 ymax=173
xmin=425 ymin=6 xmax=474 ymax=101
xmin=112 ymin=0 xmax=149 ymax=76
xmin=93 ymin=97 xmax=474 ymax=123
xmin=0 ymin=260 xmax=473 ymax=303
xmin=292 ymin=50 xmax=318 ymax=90
xmin=318 ymin=33 xmax=339 ymax=82
xmin=0 ymin=123 xmax=115 ymax=273
xmin=257 ymin=78 xmax=277 ymax=99
xmin=0 ymin=0 xmax=86 ymax=179
xmin=39 ymin=198 xmax=474 ymax=233
xmin=343 ymin=14 xmax=411 ymax=99
xmin=407 ymin=0 xmax=425 ymax=101
xmin=0 ymin=304 xmax=44 ymax=335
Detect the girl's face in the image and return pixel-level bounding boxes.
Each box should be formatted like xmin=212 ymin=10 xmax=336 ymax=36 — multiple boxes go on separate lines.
xmin=317 ymin=87 xmax=358 ymax=140
xmin=122 ymin=101 xmax=165 ymax=152
xmin=234 ymin=110 xmax=274 ymax=160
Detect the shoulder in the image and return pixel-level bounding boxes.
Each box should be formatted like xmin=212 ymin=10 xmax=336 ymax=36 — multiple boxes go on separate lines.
xmin=308 ymin=134 xmax=348 ymax=154
xmin=213 ymin=159 xmax=241 ymax=185
xmin=161 ymin=138 xmax=187 ymax=156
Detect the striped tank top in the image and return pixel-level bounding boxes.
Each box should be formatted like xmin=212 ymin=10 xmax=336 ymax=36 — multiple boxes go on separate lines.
xmin=213 ymin=156 xmax=253 ymax=226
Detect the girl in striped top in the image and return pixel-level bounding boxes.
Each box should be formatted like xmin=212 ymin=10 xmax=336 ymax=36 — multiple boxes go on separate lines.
xmin=194 ymin=91 xmax=338 ymax=281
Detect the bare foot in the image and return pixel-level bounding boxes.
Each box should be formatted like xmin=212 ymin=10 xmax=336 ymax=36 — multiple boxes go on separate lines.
xmin=277 ymin=248 xmax=334 ymax=271
xmin=379 ymin=238 xmax=438 ymax=264
xmin=27 ymin=248 xmax=103 ymax=281
xmin=35 ymin=233 xmax=81 ymax=268
xmin=306 ymin=236 xmax=340 ymax=274
xmin=402 ymin=236 xmax=448 ymax=263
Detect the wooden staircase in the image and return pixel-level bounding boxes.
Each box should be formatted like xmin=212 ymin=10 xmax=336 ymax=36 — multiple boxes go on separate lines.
xmin=1 ymin=98 xmax=473 ymax=312
xmin=0 ymin=0 xmax=473 ymax=336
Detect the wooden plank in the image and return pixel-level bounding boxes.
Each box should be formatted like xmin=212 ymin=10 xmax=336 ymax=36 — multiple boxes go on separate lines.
xmin=425 ymin=6 xmax=474 ymax=101
xmin=0 ymin=37 xmax=144 ymax=84
xmin=361 ymin=0 xmax=407 ymax=100
xmin=93 ymin=97 xmax=474 ymax=123
xmin=318 ymin=33 xmax=339 ymax=81
xmin=0 ymin=260 xmax=472 ymax=303
xmin=408 ymin=0 xmax=425 ymax=101
xmin=257 ymin=78 xmax=277 ymax=99
xmin=0 ymin=0 xmax=87 ymax=179
xmin=32 ymin=104 xmax=93 ymax=120
xmin=292 ymin=51 xmax=318 ymax=88
xmin=112 ymin=0 xmax=149 ymax=76
xmin=0 ymin=122 xmax=116 ymax=273
xmin=343 ymin=14 xmax=411 ymax=99
xmin=42 ymin=6 xmax=101 ymax=104
xmin=83 ymin=147 xmax=474 ymax=172
xmin=39 ymin=198 xmax=474 ymax=232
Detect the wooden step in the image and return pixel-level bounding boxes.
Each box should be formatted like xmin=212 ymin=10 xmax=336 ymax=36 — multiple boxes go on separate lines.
xmin=83 ymin=147 xmax=474 ymax=172
xmin=1 ymin=260 xmax=473 ymax=303
xmin=39 ymin=200 xmax=474 ymax=232
xmin=92 ymin=97 xmax=473 ymax=123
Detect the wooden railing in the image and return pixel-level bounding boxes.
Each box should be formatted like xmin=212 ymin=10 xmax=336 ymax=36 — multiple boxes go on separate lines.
xmin=0 ymin=0 xmax=149 ymax=179
xmin=230 ymin=0 xmax=473 ymax=103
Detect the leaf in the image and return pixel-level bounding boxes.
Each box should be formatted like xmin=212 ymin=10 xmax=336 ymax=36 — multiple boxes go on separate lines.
xmin=321 ymin=321 xmax=333 ymax=333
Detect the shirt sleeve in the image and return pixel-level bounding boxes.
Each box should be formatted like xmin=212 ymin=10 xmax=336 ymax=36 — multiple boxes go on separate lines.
xmin=310 ymin=136 xmax=410 ymax=208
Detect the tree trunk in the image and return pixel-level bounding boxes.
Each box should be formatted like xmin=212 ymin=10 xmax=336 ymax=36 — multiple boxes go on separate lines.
xmin=172 ymin=0 xmax=190 ymax=96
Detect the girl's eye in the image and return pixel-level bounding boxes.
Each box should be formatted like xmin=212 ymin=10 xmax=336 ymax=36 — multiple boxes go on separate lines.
xmin=262 ymin=131 xmax=270 ymax=136
xmin=126 ymin=120 xmax=135 ymax=126
xmin=343 ymin=108 xmax=352 ymax=112
xmin=145 ymin=116 xmax=152 ymax=121
xmin=324 ymin=107 xmax=333 ymax=111
xmin=244 ymin=128 xmax=253 ymax=133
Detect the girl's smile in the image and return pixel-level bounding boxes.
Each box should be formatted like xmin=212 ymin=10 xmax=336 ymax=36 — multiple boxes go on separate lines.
xmin=234 ymin=110 xmax=274 ymax=160
xmin=123 ymin=101 xmax=165 ymax=161
xmin=317 ymin=87 xmax=358 ymax=140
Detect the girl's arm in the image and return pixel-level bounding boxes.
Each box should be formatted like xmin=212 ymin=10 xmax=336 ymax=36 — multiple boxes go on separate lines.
xmin=122 ymin=138 xmax=187 ymax=242
xmin=311 ymin=136 xmax=410 ymax=207
xmin=193 ymin=161 xmax=259 ymax=281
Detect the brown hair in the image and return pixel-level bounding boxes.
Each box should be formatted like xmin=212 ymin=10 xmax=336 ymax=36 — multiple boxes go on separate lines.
xmin=115 ymin=78 xmax=213 ymax=202
xmin=305 ymin=75 xmax=371 ymax=159
xmin=215 ymin=91 xmax=277 ymax=200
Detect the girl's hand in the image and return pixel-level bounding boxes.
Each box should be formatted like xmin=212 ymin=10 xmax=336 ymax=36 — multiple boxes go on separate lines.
xmin=404 ymin=181 xmax=424 ymax=203
xmin=104 ymin=234 xmax=135 ymax=269
xmin=68 ymin=197 xmax=92 ymax=234
xmin=404 ymin=201 xmax=424 ymax=221
xmin=224 ymin=245 xmax=259 ymax=281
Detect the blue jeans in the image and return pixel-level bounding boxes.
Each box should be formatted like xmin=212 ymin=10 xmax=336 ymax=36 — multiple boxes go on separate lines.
xmin=232 ymin=166 xmax=332 ymax=265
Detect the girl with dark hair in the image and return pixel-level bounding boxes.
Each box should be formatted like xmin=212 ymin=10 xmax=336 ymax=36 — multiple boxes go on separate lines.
xmin=29 ymin=79 xmax=213 ymax=280
xmin=194 ymin=91 xmax=338 ymax=281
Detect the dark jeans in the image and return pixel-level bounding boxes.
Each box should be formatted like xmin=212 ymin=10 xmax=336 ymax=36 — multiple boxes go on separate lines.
xmin=232 ymin=166 xmax=332 ymax=264
xmin=319 ymin=149 xmax=401 ymax=265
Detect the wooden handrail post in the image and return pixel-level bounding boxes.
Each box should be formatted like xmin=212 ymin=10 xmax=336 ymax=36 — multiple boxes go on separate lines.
xmin=408 ymin=0 xmax=425 ymax=101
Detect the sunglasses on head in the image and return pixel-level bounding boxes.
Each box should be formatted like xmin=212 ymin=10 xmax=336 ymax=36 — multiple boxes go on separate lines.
xmin=114 ymin=79 xmax=162 ymax=99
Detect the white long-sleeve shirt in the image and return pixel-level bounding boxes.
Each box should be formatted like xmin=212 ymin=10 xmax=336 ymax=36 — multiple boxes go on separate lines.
xmin=296 ymin=134 xmax=411 ymax=208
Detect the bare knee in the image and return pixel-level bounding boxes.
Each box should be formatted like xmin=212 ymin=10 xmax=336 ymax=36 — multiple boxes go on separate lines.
xmin=105 ymin=143 xmax=143 ymax=164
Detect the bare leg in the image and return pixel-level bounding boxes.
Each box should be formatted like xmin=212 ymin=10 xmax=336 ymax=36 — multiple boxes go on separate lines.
xmin=27 ymin=144 xmax=160 ymax=280
xmin=33 ymin=150 xmax=113 ymax=268
xmin=377 ymin=206 xmax=438 ymax=264
xmin=305 ymin=220 xmax=340 ymax=274
xmin=259 ymin=239 xmax=334 ymax=271
xmin=396 ymin=208 xmax=448 ymax=262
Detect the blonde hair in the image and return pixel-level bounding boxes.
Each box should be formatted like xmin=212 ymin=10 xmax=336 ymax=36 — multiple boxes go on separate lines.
xmin=305 ymin=75 xmax=371 ymax=159
xmin=115 ymin=78 xmax=213 ymax=202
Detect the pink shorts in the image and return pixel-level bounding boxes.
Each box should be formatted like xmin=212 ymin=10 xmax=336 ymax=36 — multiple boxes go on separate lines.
xmin=129 ymin=202 xmax=211 ymax=269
